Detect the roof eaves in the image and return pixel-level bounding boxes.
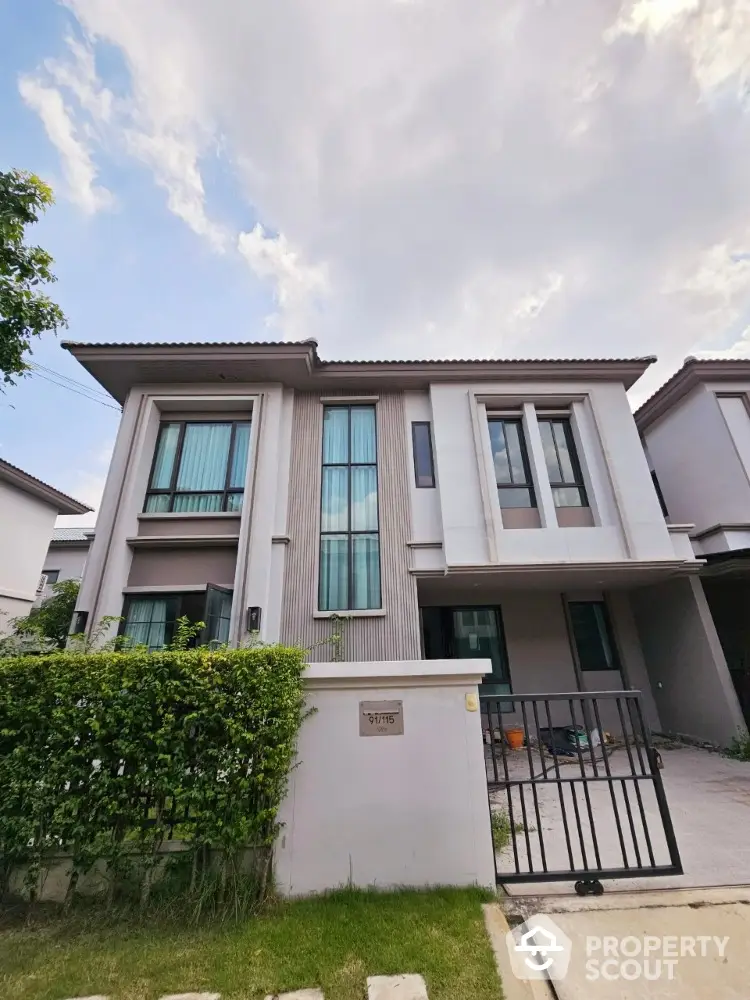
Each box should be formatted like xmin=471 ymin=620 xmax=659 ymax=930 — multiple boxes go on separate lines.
xmin=636 ymin=356 xmax=750 ymax=431
xmin=0 ymin=460 xmax=93 ymax=514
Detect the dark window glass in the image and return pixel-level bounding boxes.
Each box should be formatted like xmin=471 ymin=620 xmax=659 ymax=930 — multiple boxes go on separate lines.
xmin=651 ymin=470 xmax=669 ymax=518
xmin=421 ymin=605 xmax=513 ymax=709
xmin=488 ymin=418 xmax=535 ymax=508
xmin=43 ymin=570 xmax=60 ymax=584
xmin=145 ymin=420 xmax=251 ymax=513
xmin=319 ymin=405 xmax=381 ymax=611
xmin=568 ymin=601 xmax=620 ymax=671
xmin=538 ymin=418 xmax=587 ymax=507
xmin=412 ymin=422 xmax=435 ymax=488
xmin=121 ymin=588 xmax=232 ymax=651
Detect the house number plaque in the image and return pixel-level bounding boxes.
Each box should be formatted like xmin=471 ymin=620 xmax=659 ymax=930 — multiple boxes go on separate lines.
xmin=359 ymin=700 xmax=404 ymax=736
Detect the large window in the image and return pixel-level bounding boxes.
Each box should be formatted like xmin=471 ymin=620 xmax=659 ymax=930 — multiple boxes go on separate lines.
xmin=319 ymin=405 xmax=381 ymax=611
xmin=121 ymin=586 xmax=232 ymax=651
xmin=568 ymin=601 xmax=620 ymax=672
xmin=538 ymin=417 xmax=587 ymax=507
xmin=422 ymin=605 xmax=512 ymax=706
xmin=145 ymin=420 xmax=252 ymax=513
xmin=488 ymin=418 xmax=535 ymax=508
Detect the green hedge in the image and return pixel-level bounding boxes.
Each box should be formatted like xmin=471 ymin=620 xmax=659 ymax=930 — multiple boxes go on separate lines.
xmin=0 ymin=645 xmax=306 ymax=905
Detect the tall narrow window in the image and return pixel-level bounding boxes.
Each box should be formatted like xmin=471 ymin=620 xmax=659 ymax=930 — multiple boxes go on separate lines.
xmin=538 ymin=417 xmax=587 ymax=507
xmin=319 ymin=405 xmax=381 ymax=611
xmin=488 ymin=418 xmax=535 ymax=508
xmin=568 ymin=601 xmax=620 ymax=671
xmin=411 ymin=421 xmax=435 ymax=487
xmin=651 ymin=470 xmax=669 ymax=518
xmin=145 ymin=420 xmax=251 ymax=513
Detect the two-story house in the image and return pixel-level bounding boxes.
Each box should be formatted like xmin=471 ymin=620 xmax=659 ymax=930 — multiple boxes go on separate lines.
xmin=64 ymin=340 xmax=744 ymax=745
xmin=0 ymin=459 xmax=91 ymax=629
xmin=637 ymin=357 xmax=750 ymax=728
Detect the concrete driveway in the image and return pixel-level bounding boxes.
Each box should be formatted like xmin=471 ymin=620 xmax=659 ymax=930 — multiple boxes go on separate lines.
xmin=492 ymin=745 xmax=750 ymax=894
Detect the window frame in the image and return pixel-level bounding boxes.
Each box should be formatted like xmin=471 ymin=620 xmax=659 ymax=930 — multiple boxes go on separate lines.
xmin=567 ymin=600 xmax=621 ymax=672
xmin=119 ymin=587 xmax=234 ymax=650
xmin=144 ymin=419 xmax=251 ymax=514
xmin=538 ymin=416 xmax=588 ymax=507
xmin=318 ymin=403 xmax=381 ymax=612
xmin=411 ymin=420 xmax=436 ymax=488
xmin=650 ymin=469 xmax=669 ymax=519
xmin=42 ymin=569 xmax=60 ymax=584
xmin=487 ymin=416 xmax=537 ymax=509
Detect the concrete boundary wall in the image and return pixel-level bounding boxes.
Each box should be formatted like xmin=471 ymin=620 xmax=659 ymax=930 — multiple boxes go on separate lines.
xmin=275 ymin=659 xmax=496 ymax=896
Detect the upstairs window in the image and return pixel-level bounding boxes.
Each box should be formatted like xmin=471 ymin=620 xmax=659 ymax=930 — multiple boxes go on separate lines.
xmin=145 ymin=420 xmax=251 ymax=513
xmin=319 ymin=405 xmax=381 ymax=611
xmin=411 ymin=421 xmax=436 ymax=488
xmin=488 ymin=418 xmax=536 ymax=508
xmin=538 ymin=417 xmax=587 ymax=507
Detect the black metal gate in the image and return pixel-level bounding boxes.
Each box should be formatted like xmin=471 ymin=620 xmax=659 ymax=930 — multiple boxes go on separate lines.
xmin=481 ymin=691 xmax=682 ymax=894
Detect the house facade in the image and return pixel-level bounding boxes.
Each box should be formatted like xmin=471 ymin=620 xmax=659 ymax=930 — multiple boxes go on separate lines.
xmin=0 ymin=459 xmax=91 ymax=629
xmin=65 ymin=340 xmax=745 ymax=745
xmin=35 ymin=527 xmax=95 ymax=605
xmin=637 ymin=357 xmax=750 ymax=727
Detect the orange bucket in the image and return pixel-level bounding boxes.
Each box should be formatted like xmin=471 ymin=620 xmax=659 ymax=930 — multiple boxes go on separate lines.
xmin=505 ymin=727 xmax=524 ymax=750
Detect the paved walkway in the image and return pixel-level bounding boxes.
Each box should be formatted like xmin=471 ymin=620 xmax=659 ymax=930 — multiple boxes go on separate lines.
xmin=487 ymin=887 xmax=750 ymax=999
xmin=63 ymin=976 xmax=430 ymax=999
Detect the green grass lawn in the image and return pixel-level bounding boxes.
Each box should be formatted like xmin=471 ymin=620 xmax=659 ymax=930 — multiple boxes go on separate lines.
xmin=0 ymin=888 xmax=503 ymax=1000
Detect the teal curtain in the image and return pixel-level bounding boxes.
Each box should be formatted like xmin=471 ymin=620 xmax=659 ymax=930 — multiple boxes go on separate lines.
xmin=323 ymin=408 xmax=349 ymax=463
xmin=319 ymin=535 xmax=349 ymax=611
xmin=351 ymin=466 xmax=377 ymax=530
xmin=351 ymin=407 xmax=376 ymax=462
xmin=172 ymin=493 xmax=223 ymax=512
xmin=123 ymin=598 xmax=169 ymax=650
xmin=144 ymin=494 xmax=170 ymax=513
xmin=150 ymin=423 xmax=180 ymax=488
xmin=229 ymin=422 xmax=252 ymax=488
xmin=176 ymin=423 xmax=232 ymax=490
xmin=352 ymin=534 xmax=380 ymax=609
xmin=321 ymin=467 xmax=349 ymax=531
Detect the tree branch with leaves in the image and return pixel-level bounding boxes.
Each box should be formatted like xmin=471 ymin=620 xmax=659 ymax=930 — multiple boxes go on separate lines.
xmin=0 ymin=169 xmax=67 ymax=386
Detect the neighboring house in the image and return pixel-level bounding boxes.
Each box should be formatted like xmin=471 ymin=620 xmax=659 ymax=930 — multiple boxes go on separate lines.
xmin=636 ymin=357 xmax=750 ymax=728
xmin=0 ymin=459 xmax=92 ymax=630
xmin=64 ymin=339 xmax=744 ymax=745
xmin=35 ymin=527 xmax=95 ymax=605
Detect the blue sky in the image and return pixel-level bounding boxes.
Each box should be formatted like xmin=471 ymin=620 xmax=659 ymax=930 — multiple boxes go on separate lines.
xmin=3 ymin=0 xmax=750 ymax=525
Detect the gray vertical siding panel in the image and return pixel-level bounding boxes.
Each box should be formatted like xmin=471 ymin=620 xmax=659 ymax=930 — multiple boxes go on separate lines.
xmin=280 ymin=391 xmax=420 ymax=661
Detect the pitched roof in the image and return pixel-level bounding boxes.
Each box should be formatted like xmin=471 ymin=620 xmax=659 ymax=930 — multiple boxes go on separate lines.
xmin=0 ymin=459 xmax=92 ymax=514
xmin=62 ymin=339 xmax=656 ymax=400
xmin=50 ymin=527 xmax=95 ymax=543
xmin=635 ymin=356 xmax=750 ymax=432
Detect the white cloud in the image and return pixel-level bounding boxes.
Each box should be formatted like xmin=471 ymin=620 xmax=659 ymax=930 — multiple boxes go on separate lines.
xmin=16 ymin=0 xmax=750 ymax=386
xmin=18 ymin=73 xmax=113 ymax=213
xmin=55 ymin=441 xmax=113 ymax=529
xmin=238 ymin=224 xmax=329 ymax=334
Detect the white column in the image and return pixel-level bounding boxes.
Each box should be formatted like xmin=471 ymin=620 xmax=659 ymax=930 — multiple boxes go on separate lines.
xmin=522 ymin=402 xmax=557 ymax=528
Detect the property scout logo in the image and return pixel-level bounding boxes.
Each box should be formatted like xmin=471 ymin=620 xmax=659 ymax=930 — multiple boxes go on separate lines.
xmin=506 ymin=913 xmax=729 ymax=983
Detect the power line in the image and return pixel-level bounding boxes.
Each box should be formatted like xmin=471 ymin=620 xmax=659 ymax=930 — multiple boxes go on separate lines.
xmin=29 ymin=369 xmax=121 ymax=411
xmin=30 ymin=362 xmax=115 ymax=402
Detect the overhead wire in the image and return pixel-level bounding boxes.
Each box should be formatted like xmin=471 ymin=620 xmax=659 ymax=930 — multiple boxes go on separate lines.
xmin=30 ymin=362 xmax=116 ymax=402
xmin=29 ymin=367 xmax=121 ymax=411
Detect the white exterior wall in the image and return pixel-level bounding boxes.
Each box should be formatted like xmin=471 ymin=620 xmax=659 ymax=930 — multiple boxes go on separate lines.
xmin=275 ymin=659 xmax=495 ymax=895
xmin=42 ymin=546 xmax=89 ymax=583
xmin=643 ymin=384 xmax=750 ymax=538
xmin=75 ymin=383 xmax=294 ymax=644
xmin=425 ymin=380 xmax=677 ymax=570
xmin=0 ymin=481 xmax=57 ymax=630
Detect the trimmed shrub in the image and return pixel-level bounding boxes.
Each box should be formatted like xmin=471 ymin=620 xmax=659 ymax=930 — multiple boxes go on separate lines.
xmin=0 ymin=644 xmax=306 ymax=910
